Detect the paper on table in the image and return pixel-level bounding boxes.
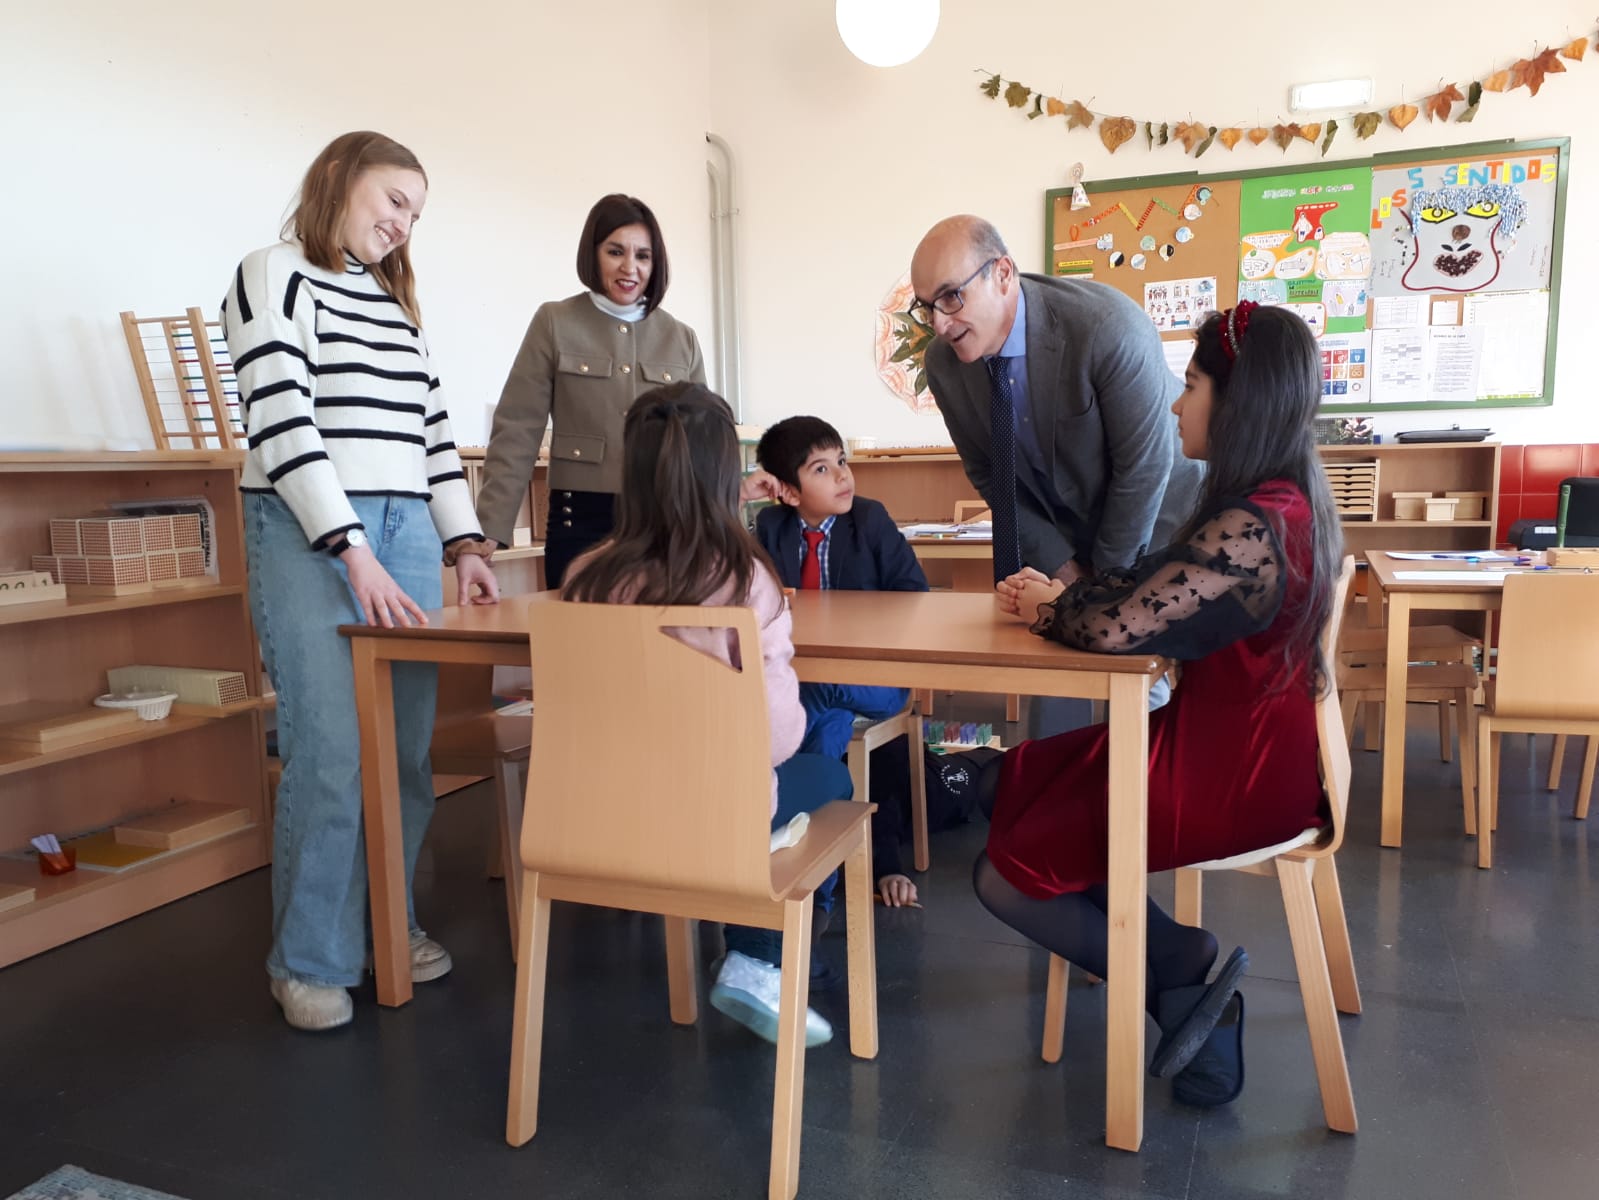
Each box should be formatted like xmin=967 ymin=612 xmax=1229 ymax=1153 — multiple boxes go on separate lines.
xmin=1385 ymin=551 xmax=1511 ymax=561
xmin=1393 ymin=571 xmax=1505 ymax=584
xmin=900 ymin=523 xmax=963 ymax=537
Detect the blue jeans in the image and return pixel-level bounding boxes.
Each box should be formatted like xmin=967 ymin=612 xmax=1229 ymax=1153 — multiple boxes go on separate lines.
xmin=799 ymin=682 xmax=911 ymax=760
xmin=723 ymin=753 xmax=853 ymax=965
xmin=246 ymin=493 xmax=443 ymax=987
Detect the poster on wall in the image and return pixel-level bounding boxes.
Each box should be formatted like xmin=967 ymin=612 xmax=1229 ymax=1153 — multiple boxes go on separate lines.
xmin=1144 ymin=277 xmax=1217 ymax=332
xmin=1316 ymin=331 xmax=1371 ymax=404
xmin=1237 ymin=169 xmax=1373 ymax=335
xmin=1370 ymin=151 xmax=1558 ymax=296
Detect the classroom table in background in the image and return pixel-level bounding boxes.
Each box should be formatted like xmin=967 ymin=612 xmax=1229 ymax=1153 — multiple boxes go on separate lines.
xmin=904 ymin=534 xmax=993 ymax=593
xmin=1363 ymin=553 xmax=1507 ymax=848
xmin=341 ymin=590 xmax=1167 ymax=1153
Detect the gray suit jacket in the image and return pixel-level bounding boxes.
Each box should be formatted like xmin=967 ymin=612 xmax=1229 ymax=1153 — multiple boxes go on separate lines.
xmin=927 ymin=274 xmax=1203 ymax=576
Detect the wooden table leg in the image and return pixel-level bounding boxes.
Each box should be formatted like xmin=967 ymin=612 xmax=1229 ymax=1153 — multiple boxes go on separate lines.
xmin=1363 ymin=578 xmax=1384 ymax=751
xmin=353 ymin=637 xmax=413 ymax=1007
xmin=1380 ymin=594 xmax=1413 ymax=848
xmin=1104 ymin=671 xmax=1151 ymax=1152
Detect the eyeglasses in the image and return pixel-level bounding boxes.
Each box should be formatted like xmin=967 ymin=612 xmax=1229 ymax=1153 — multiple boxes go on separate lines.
xmin=906 ymin=258 xmax=999 ymax=326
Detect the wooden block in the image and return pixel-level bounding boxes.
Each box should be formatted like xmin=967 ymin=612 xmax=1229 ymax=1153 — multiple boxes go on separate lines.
xmin=0 ymin=581 xmax=67 ymax=606
xmin=145 ymin=550 xmax=180 ymax=585
xmin=0 ymin=881 xmax=36 ymax=914
xmin=139 ymin=514 xmax=176 ymax=551
xmin=1423 ymin=497 xmax=1460 ymax=522
xmin=48 ymin=518 xmax=83 ymax=556
xmin=84 ymin=554 xmax=149 ymax=587
xmin=176 ymin=548 xmax=205 ymax=577
xmin=77 ymin=516 xmax=145 ymax=557
xmin=0 ymin=702 xmax=141 ymax=749
xmin=1547 ymin=548 xmax=1599 ymax=566
xmin=114 ymin=802 xmax=251 ymax=850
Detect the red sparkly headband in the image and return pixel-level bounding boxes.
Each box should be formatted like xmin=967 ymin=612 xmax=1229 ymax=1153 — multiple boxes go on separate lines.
xmin=1221 ymin=300 xmax=1259 ymax=363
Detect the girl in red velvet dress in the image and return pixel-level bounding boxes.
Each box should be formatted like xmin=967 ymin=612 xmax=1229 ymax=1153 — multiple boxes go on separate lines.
xmin=976 ymin=303 xmax=1342 ymax=1103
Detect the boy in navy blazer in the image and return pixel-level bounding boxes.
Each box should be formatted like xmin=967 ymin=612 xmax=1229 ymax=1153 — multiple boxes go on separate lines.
xmin=754 ymin=417 xmax=928 ymax=758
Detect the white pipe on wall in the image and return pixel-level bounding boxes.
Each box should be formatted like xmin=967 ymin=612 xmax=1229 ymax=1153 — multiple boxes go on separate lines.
xmin=705 ymin=132 xmax=743 ymax=420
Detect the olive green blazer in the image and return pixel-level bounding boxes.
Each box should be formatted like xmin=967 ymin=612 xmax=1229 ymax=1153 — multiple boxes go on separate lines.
xmin=477 ymin=293 xmax=705 ymax=544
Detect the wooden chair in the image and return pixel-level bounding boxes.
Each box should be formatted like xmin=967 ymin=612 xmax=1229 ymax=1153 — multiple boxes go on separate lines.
xmin=847 ymin=706 xmax=930 ymax=870
xmin=1547 ymin=735 xmax=1596 ymax=803
xmin=1039 ymin=558 xmax=1360 ymax=1135
xmin=1339 ymin=622 xmax=1481 ymax=760
xmin=506 ymin=603 xmax=878 ymax=1200
xmin=1475 ymin=574 xmax=1599 ymax=868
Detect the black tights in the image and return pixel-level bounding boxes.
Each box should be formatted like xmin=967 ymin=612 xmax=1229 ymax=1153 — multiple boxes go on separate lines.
xmin=972 ymin=758 xmax=1217 ymax=1010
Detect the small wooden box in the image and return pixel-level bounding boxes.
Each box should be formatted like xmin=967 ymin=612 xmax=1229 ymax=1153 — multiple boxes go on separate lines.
xmin=1393 ymin=492 xmax=1433 ymax=520
xmin=0 ymin=702 xmax=141 ymax=750
xmin=1423 ymin=497 xmax=1460 ymax=522
xmin=0 ymin=881 xmax=37 ymax=914
xmin=77 ymin=517 xmax=146 ymax=557
xmin=1323 ymin=461 xmax=1379 ymax=521
xmin=1546 ymin=547 xmax=1599 ymax=567
xmin=114 ymin=802 xmax=251 ymax=850
xmin=1445 ymin=491 xmax=1489 ymax=520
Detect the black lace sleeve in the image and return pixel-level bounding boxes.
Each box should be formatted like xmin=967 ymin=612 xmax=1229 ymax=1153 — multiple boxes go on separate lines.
xmin=1030 ymin=499 xmax=1286 ymax=660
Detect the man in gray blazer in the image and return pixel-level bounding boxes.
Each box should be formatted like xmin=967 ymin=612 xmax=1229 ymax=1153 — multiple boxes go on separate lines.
xmin=911 ymin=215 xmax=1202 ymax=591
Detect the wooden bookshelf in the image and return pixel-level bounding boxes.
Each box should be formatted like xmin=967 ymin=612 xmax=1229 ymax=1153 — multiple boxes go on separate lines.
xmin=0 ymin=452 xmax=270 ymax=969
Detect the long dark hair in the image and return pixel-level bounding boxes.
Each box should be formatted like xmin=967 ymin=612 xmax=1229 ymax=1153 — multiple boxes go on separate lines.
xmin=286 ymin=131 xmax=426 ymax=324
xmin=1184 ymin=304 xmax=1341 ymax=695
xmin=563 ymin=382 xmax=770 ymax=606
xmin=574 ymin=193 xmax=670 ymax=313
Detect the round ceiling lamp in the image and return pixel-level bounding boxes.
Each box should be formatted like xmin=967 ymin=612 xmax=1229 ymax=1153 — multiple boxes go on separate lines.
xmin=835 ymin=0 xmax=940 ymax=68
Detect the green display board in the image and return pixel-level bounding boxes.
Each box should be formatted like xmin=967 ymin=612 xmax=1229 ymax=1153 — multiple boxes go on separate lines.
xmin=1043 ymin=137 xmax=1568 ymax=413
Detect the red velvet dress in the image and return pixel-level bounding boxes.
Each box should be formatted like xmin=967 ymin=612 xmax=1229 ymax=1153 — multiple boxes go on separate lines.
xmin=986 ymin=480 xmax=1328 ymax=899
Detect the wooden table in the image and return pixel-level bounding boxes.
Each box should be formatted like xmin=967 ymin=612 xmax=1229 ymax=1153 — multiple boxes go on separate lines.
xmin=905 ymin=536 xmax=992 ymax=593
xmin=1364 ymin=554 xmax=1504 ymax=847
xmin=343 ymin=590 xmax=1165 ymax=1152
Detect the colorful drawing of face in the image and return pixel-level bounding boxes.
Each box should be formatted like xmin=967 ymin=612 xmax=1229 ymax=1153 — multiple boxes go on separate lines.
xmin=1400 ymin=183 xmax=1527 ymax=293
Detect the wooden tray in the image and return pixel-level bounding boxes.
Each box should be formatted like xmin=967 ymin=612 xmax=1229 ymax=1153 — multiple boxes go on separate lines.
xmin=114 ymin=802 xmax=251 ymax=850
xmin=0 ymin=702 xmax=141 ymax=750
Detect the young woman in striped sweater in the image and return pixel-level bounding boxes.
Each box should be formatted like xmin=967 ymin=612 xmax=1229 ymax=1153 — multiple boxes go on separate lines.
xmin=223 ymin=130 xmax=499 ymax=1032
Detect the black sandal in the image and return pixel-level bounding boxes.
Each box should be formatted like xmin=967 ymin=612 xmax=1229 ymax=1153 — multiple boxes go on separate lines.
xmin=1149 ymin=946 xmax=1248 ymax=1079
xmin=1173 ymin=991 xmax=1245 ymax=1106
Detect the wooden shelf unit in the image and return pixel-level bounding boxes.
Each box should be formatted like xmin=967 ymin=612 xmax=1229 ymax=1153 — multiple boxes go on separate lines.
xmin=0 ymin=452 xmax=270 ymax=969
xmin=1320 ymin=442 xmax=1501 ymax=558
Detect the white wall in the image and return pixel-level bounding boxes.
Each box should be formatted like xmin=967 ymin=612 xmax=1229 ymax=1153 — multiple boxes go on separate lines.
xmin=709 ymin=0 xmax=1599 ymax=446
xmin=1 ymin=0 xmax=712 ymax=449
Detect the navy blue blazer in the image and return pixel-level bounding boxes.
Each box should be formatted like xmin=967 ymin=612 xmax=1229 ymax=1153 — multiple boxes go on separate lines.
xmin=755 ymin=496 xmax=929 ymax=593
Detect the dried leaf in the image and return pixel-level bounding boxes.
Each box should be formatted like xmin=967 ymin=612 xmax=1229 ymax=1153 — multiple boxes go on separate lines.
xmin=1064 ymin=100 xmax=1094 ymax=130
xmin=1388 ymin=103 xmax=1418 ymax=131
xmin=979 ymin=74 xmax=1002 ymax=99
xmin=1248 ymin=126 xmax=1270 ymax=145
xmin=1482 ymin=69 xmax=1511 ymax=93
xmin=1321 ymin=118 xmax=1339 ymax=156
xmin=1518 ymin=48 xmax=1566 ymax=96
xmin=1424 ymin=83 xmax=1464 ymax=121
xmin=1099 ymin=116 xmax=1136 ymax=154
xmin=1173 ymin=121 xmax=1206 ymax=153
xmin=1218 ymin=127 xmax=1243 ymax=150
xmin=1353 ymin=111 xmax=1382 ymax=139
xmin=1271 ymin=123 xmax=1298 ymax=150
xmin=1045 ymin=96 xmax=1067 ymax=117
xmin=1195 ymin=126 xmax=1218 ymax=158
xmin=1563 ymin=36 xmax=1588 ymax=61
xmin=1004 ymin=80 xmax=1032 ymax=108
xmin=1298 ymin=122 xmax=1322 ymax=143
xmin=1457 ymin=81 xmax=1483 ymax=123
xmin=1028 ymin=94 xmax=1045 ymax=120
xmin=1157 ymin=122 xmax=1169 ymax=147
xmin=1144 ymin=121 xmax=1154 ymax=149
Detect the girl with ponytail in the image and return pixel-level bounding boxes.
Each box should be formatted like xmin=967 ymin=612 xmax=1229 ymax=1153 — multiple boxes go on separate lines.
xmin=562 ymin=383 xmax=847 ymax=1051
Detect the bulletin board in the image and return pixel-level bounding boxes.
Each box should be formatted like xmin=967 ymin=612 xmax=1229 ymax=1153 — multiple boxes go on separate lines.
xmin=1043 ymin=136 xmax=1569 ymax=413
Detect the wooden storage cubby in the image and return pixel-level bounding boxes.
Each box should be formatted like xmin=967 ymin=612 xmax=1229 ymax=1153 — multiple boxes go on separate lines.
xmin=1320 ymin=442 xmax=1502 ymax=558
xmin=0 ymin=453 xmax=269 ymax=969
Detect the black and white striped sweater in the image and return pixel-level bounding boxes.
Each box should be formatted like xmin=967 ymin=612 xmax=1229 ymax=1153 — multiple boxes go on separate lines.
xmin=221 ymin=241 xmax=480 ymax=550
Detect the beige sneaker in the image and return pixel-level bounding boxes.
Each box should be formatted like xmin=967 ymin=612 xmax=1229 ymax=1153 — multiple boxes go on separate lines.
xmin=271 ymin=977 xmax=353 ymax=1031
xmin=365 ymin=929 xmax=453 ymax=983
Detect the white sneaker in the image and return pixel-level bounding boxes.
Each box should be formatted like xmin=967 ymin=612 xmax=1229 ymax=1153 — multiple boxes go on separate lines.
xmin=270 ymin=977 xmax=353 ymax=1031
xmin=709 ymin=951 xmax=833 ymax=1047
xmin=364 ymin=929 xmax=453 ymax=983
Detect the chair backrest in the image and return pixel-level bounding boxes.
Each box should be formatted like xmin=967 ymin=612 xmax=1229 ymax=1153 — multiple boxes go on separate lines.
xmin=1313 ymin=557 xmax=1357 ymax=856
xmin=523 ymin=600 xmax=781 ymax=902
xmin=953 ymin=500 xmax=992 ymax=524
xmin=1494 ymin=572 xmax=1599 ymax=720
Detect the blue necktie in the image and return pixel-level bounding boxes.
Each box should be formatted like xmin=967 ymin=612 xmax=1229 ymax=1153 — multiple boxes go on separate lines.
xmin=985 ymin=355 xmax=1022 ymax=581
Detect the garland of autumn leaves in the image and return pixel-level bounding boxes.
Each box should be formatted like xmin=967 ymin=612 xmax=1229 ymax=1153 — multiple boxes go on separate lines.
xmin=979 ymin=29 xmax=1593 ymax=158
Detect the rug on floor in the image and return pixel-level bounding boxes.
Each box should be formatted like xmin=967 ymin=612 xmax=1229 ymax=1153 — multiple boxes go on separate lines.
xmin=6 ymin=1167 xmax=188 ymax=1200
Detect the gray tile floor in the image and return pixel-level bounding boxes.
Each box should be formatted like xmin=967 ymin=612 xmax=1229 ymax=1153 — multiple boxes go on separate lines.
xmin=3 ymin=702 xmax=1596 ymax=1199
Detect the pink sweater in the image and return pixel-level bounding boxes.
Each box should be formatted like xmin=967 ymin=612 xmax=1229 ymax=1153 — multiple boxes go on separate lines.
xmin=565 ymin=553 xmax=804 ymax=815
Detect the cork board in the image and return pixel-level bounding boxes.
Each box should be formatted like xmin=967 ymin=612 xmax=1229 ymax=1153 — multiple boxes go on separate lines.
xmin=1046 ymin=179 xmax=1242 ymax=348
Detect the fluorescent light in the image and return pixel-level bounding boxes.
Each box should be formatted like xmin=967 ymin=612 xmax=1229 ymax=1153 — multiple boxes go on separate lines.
xmin=1290 ymin=78 xmax=1373 ymax=111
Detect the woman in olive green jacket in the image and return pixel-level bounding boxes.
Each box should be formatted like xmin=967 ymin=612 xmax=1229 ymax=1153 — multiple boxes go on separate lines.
xmin=476 ymin=194 xmax=706 ymax=585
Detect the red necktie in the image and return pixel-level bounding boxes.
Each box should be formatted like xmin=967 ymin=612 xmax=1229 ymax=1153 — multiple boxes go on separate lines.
xmin=801 ymin=528 xmax=825 ymax=590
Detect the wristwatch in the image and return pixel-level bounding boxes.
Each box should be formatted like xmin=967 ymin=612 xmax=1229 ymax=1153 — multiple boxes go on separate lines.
xmin=329 ymin=528 xmax=367 ymax=556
